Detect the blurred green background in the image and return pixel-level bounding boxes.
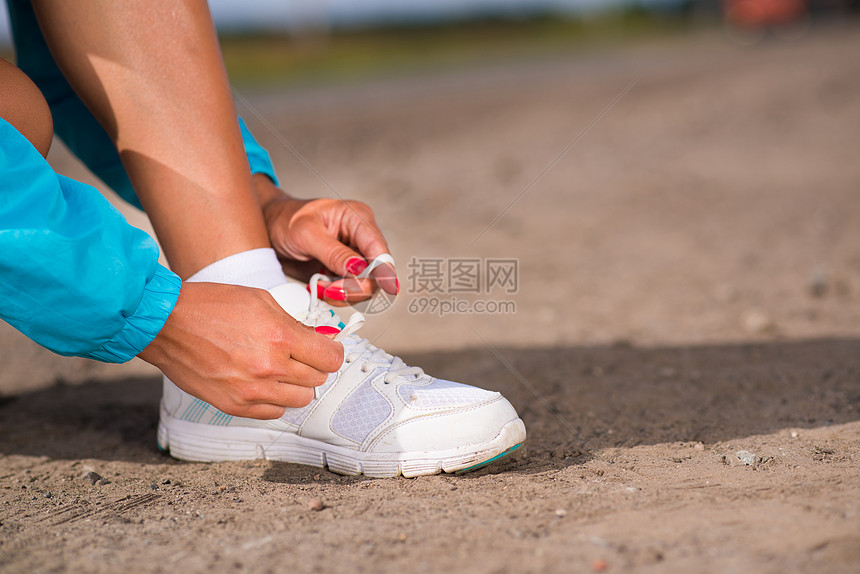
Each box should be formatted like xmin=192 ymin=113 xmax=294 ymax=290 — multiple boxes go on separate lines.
xmin=218 ymin=10 xmax=694 ymax=86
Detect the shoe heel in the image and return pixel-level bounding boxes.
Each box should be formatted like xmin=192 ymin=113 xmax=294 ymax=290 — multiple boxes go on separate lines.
xmin=156 ymin=417 xmax=170 ymax=453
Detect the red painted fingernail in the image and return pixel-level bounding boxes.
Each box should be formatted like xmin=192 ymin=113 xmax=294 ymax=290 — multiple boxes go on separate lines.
xmin=314 ymin=325 xmax=341 ymax=335
xmin=323 ymin=287 xmax=347 ymax=301
xmin=395 ymin=278 xmax=400 ymax=295
xmin=307 ymin=283 xmax=326 ymax=298
xmin=345 ymin=257 xmax=368 ymax=276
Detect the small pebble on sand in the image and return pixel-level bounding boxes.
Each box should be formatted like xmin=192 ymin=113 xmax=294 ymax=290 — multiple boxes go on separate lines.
xmin=307 ymin=498 xmax=325 ymax=511
xmin=81 ymin=471 xmax=102 ymax=485
xmin=736 ymin=450 xmax=759 ymax=465
xmin=736 ymin=450 xmax=770 ymax=466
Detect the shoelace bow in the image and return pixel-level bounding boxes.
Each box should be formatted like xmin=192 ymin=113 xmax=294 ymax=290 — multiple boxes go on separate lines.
xmin=308 ymin=271 xmax=424 ymax=385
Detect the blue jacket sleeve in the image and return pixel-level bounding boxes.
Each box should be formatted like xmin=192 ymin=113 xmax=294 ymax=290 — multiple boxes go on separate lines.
xmin=0 ymin=118 xmax=181 ymax=363
xmin=6 ymin=0 xmax=279 ymax=209
xmin=239 ymin=116 xmax=279 ymax=186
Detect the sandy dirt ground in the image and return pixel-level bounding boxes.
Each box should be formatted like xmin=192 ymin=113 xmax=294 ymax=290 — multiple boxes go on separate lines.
xmin=2 ymin=24 xmax=860 ymax=573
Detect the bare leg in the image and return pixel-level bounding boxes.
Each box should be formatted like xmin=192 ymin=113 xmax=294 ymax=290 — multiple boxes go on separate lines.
xmin=31 ymin=0 xmax=269 ymax=278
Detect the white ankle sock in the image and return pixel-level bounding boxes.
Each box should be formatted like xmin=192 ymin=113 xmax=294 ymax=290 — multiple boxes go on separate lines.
xmin=186 ymin=247 xmax=289 ymax=290
xmin=186 ymin=248 xmax=311 ymax=318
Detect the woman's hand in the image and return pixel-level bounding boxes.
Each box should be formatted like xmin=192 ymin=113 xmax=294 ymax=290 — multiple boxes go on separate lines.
xmin=138 ymin=282 xmax=344 ymax=420
xmin=254 ymin=175 xmax=399 ymax=304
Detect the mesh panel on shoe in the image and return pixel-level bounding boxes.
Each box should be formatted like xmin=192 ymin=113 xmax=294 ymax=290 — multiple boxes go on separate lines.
xmin=279 ymin=404 xmax=312 ymax=426
xmin=279 ymin=372 xmax=337 ymax=426
xmin=398 ymin=379 xmax=496 ymax=410
xmin=330 ymin=381 xmax=392 ymax=443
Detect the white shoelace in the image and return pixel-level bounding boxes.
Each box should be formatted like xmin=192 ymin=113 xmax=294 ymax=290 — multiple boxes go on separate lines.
xmin=307 ymin=258 xmax=424 ymax=386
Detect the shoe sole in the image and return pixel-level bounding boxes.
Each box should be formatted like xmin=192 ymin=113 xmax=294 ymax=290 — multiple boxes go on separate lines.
xmin=157 ymin=402 xmax=526 ymax=478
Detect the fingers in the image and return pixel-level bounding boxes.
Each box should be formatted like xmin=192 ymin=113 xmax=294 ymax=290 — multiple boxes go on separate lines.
xmin=271 ymin=197 xmax=400 ymax=296
xmin=321 ymin=277 xmax=378 ymax=303
xmin=312 ymin=265 xmax=397 ymax=301
xmin=225 ymin=329 xmax=340 ymax=417
xmin=232 ymin=383 xmax=316 ymax=420
xmin=341 ymin=201 xmax=391 ymax=265
xmin=265 ymin=352 xmax=333 ymax=389
xmin=311 ymin=233 xmax=368 ymax=279
xmin=286 ymin=323 xmax=344 ymax=374
xmin=303 ymin=200 xmax=392 ymax=277
xmin=339 ymin=204 xmax=398 ymax=294
xmin=234 ymin=403 xmax=289 ymax=420
xmin=369 ymin=262 xmax=399 ymax=295
xmin=269 ymin=376 xmax=319 ymax=406
xmin=232 ymin=383 xmax=315 ymax=419
xmin=220 ymin=330 xmax=339 ymax=418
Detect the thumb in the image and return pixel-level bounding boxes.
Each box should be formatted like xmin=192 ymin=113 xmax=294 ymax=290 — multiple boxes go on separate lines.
xmin=310 ymin=235 xmax=368 ymax=277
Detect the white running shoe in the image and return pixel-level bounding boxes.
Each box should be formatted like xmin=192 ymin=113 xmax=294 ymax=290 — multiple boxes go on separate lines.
xmin=157 ymin=275 xmax=526 ymax=478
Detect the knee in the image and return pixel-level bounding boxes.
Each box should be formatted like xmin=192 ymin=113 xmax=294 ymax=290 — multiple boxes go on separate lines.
xmin=0 ymin=58 xmax=53 ymax=158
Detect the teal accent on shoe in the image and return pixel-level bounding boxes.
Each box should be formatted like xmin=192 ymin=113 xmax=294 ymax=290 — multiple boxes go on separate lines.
xmin=181 ymin=398 xmax=211 ymax=423
xmin=454 ymin=442 xmax=523 ymax=475
xmin=338 ymin=321 xmax=346 ymax=329
xmin=194 ymin=400 xmax=205 ymax=421
xmin=180 ymin=399 xmax=201 ymax=421
xmin=209 ymin=411 xmax=229 ymax=426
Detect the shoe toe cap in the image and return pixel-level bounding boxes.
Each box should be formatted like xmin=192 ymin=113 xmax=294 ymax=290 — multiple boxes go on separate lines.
xmin=370 ymin=392 xmax=525 ymax=453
